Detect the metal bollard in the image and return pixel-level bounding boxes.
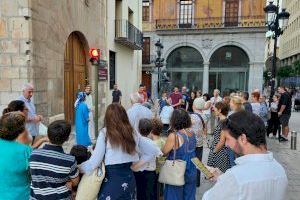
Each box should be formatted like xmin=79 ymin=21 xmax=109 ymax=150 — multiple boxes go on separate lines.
xmin=291 ymin=131 xmax=297 ymax=150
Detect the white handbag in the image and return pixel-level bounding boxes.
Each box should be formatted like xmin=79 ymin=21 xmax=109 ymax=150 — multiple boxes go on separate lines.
xmin=75 ymin=162 xmax=105 ymax=200
xmin=158 ymin=134 xmax=186 ymax=186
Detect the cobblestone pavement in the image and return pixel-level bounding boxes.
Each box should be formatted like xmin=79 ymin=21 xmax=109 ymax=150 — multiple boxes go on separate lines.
xmin=197 ymin=111 xmax=300 ymax=200
xmin=64 ymin=112 xmax=300 ymax=200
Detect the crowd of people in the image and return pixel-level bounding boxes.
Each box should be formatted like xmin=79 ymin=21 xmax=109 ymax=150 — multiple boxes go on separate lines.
xmin=0 ymin=82 xmax=292 ymax=200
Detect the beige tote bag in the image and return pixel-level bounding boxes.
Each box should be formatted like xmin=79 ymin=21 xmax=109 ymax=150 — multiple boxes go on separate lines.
xmin=158 ymin=134 xmax=186 ymax=186
xmin=76 ymin=162 xmax=105 ymax=200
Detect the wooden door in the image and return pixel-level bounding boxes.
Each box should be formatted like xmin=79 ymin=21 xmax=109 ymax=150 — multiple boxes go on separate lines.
xmin=142 ymin=71 xmax=152 ymax=96
xmin=64 ymin=33 xmax=87 ymax=123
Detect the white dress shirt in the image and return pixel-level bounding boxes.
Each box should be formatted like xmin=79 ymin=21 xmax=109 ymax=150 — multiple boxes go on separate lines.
xmin=203 ymin=152 xmax=288 ymax=200
xmin=127 ymin=103 xmax=153 ymax=135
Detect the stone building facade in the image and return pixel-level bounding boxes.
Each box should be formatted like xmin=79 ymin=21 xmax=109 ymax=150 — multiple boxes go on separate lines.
xmin=142 ymin=0 xmax=266 ymax=97
xmin=279 ymin=0 xmax=300 ymax=66
xmin=0 ymin=0 xmax=143 ymax=127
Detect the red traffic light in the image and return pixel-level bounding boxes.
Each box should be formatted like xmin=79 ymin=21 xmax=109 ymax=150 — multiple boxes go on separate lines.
xmin=89 ymin=48 xmax=100 ymax=59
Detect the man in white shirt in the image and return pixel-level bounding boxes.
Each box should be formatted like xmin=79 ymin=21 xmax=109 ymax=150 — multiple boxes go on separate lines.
xmin=127 ymin=92 xmax=153 ymax=135
xmin=84 ymin=85 xmax=95 ymax=140
xmin=203 ymin=111 xmax=288 ymax=200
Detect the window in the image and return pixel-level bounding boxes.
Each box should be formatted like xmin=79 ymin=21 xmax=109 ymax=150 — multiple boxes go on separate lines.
xmin=142 ymin=37 xmax=150 ymax=64
xmin=179 ymin=0 xmax=193 ymax=28
xmin=143 ymin=1 xmax=150 ymax=21
xmin=109 ymin=51 xmax=116 ymax=89
xmin=225 ymin=0 xmax=239 ymax=27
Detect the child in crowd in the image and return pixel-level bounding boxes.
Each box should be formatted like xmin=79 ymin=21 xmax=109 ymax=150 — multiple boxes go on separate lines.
xmin=151 ymin=118 xmax=166 ymax=149
xmin=70 ymin=145 xmax=92 ymax=199
xmin=30 ymin=120 xmax=80 ymax=200
xmin=150 ymin=118 xmax=167 ymax=198
xmin=132 ymin=118 xmax=162 ymax=200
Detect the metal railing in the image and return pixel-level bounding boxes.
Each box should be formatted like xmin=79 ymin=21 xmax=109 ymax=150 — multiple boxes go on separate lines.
xmin=155 ymin=16 xmax=265 ymax=30
xmin=115 ymin=19 xmax=143 ymax=50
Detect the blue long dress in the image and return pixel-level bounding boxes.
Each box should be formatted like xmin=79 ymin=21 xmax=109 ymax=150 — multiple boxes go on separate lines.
xmin=75 ymin=102 xmax=91 ymax=146
xmin=164 ymin=131 xmax=197 ymax=200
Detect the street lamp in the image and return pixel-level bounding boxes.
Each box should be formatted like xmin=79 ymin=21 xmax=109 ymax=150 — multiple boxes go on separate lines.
xmin=264 ymin=0 xmax=290 ymax=103
xmin=155 ymin=39 xmax=164 ymax=95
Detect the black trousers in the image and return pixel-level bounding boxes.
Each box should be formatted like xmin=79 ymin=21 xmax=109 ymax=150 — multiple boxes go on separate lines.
xmin=267 ymin=112 xmax=280 ymax=137
xmin=196 ymin=146 xmax=203 ymax=187
xmin=134 ymin=170 xmax=157 ymax=200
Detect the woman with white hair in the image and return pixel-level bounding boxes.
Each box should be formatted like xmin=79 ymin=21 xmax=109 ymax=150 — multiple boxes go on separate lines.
xmin=190 ymin=97 xmax=208 ymax=187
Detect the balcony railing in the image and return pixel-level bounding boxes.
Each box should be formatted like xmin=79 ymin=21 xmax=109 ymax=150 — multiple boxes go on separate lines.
xmin=115 ymin=19 xmax=143 ymax=50
xmin=155 ymin=16 xmax=265 ymax=30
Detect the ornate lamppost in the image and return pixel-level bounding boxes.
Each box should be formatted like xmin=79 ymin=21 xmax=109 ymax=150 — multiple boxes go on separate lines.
xmin=155 ymin=39 xmax=164 ymax=95
xmin=264 ymin=0 xmax=290 ymax=102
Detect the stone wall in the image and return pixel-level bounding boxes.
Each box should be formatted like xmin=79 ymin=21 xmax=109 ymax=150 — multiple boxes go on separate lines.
xmin=0 ymin=0 xmax=32 ymax=114
xmin=0 ymin=0 xmax=107 ymax=125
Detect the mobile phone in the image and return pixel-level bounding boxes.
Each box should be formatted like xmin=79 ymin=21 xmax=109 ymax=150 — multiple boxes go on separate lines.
xmin=191 ymin=157 xmax=214 ymax=179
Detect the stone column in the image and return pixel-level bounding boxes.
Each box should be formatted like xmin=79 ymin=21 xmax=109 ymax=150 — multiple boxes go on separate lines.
xmin=202 ymin=62 xmax=209 ymax=93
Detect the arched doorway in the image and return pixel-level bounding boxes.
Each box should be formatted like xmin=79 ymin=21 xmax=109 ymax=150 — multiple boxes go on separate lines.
xmin=209 ymin=45 xmax=249 ymax=96
xmin=64 ymin=32 xmax=87 ymax=123
xmin=166 ymin=46 xmax=204 ymax=91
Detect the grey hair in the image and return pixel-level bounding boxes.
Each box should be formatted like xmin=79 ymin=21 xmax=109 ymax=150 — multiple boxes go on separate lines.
xmin=130 ymin=92 xmax=142 ymax=104
xmin=22 ymin=83 xmax=34 ymax=91
xmin=214 ymin=89 xmax=220 ymax=94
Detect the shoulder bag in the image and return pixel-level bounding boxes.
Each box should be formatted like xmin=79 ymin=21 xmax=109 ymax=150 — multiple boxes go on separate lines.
xmin=158 ymin=133 xmax=186 ymax=186
xmin=76 ymin=138 xmax=107 ymax=200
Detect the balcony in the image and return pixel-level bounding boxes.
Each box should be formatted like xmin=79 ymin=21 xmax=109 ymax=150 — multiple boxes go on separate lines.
xmin=155 ymin=16 xmax=265 ymax=30
xmin=115 ymin=19 xmax=143 ymax=50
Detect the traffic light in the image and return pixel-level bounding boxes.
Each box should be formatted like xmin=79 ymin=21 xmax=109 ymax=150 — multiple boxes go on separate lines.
xmin=89 ymin=48 xmax=100 ymax=64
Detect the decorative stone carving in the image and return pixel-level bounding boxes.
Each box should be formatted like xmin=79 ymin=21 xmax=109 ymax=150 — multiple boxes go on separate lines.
xmin=202 ymin=39 xmax=213 ymax=49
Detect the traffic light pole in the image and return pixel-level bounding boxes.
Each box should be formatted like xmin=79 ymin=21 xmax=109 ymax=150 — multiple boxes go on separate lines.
xmin=94 ymin=63 xmax=99 ymax=138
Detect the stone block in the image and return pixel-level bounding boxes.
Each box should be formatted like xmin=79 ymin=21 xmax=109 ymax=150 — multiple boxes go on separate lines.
xmin=0 ymin=55 xmax=11 ymax=66
xmin=34 ymin=79 xmax=47 ymax=91
xmin=0 ymin=79 xmax=11 ymax=91
xmin=9 ymin=17 xmax=29 ymax=39
xmin=0 ymin=19 xmax=7 ymax=38
xmin=0 ymin=0 xmax=19 ymax=16
xmin=20 ymin=40 xmax=31 ymax=54
xmin=12 ymin=55 xmax=27 ymax=66
xmin=0 ymin=40 xmax=19 ymax=53
xmin=0 ymin=67 xmax=19 ymax=78
xmin=0 ymin=91 xmax=20 ymax=104
xmin=11 ymin=79 xmax=28 ymax=91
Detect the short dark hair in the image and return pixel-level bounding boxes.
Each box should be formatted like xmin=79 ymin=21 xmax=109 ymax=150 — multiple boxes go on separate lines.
xmin=223 ymin=111 xmax=266 ymax=146
xmin=170 ymin=108 xmax=192 ymax=131
xmin=139 ymin=84 xmax=145 ymax=88
xmin=241 ymin=92 xmax=249 ymax=101
xmin=151 ymin=118 xmax=163 ymax=136
xmin=215 ymin=101 xmax=229 ymax=116
xmin=203 ymin=93 xmax=210 ymax=101
xmin=70 ymin=145 xmax=91 ymax=165
xmin=139 ymin=118 xmax=153 ymax=137
xmin=47 ymin=120 xmax=71 ymax=145
xmin=0 ymin=112 xmax=26 ymax=141
xmin=2 ymin=100 xmax=26 ymax=115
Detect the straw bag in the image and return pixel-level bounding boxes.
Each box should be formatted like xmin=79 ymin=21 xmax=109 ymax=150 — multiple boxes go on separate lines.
xmin=76 ymin=137 xmax=107 ymax=200
xmin=75 ymin=162 xmax=105 ymax=200
xmin=158 ymin=134 xmax=186 ymax=186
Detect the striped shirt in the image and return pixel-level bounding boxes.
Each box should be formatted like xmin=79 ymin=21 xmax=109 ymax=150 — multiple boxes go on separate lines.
xmin=30 ymin=144 xmax=79 ymax=200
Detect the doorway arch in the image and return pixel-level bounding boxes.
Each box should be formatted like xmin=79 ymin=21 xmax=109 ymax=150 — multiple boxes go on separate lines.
xmin=166 ymin=46 xmax=204 ymax=91
xmin=64 ymin=32 xmax=88 ymax=123
xmin=209 ymin=45 xmax=250 ymax=95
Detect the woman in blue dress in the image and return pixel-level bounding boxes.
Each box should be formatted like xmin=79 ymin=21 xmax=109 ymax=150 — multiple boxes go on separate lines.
xmin=75 ymin=92 xmax=91 ymax=146
xmin=162 ymin=108 xmax=197 ymax=200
